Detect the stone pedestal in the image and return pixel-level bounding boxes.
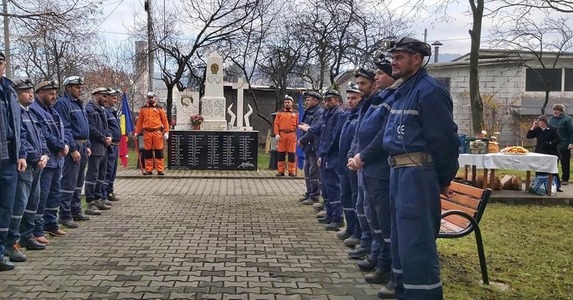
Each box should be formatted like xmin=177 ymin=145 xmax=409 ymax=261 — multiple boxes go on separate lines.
xmin=201 ymin=52 xmax=227 ymax=131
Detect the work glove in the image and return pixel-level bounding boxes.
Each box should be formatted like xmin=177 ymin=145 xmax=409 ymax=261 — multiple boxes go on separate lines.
xmin=163 ymin=132 xmax=169 ymax=140
xmin=275 ymin=135 xmax=281 ymax=141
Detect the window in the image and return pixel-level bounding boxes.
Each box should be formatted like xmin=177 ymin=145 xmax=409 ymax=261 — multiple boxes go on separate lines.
xmin=564 ymin=68 xmax=573 ymax=91
xmin=525 ymin=68 xmax=562 ymax=92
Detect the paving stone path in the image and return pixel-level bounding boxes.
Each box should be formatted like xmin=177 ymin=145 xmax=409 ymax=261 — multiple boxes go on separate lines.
xmin=0 ymin=175 xmax=381 ymax=299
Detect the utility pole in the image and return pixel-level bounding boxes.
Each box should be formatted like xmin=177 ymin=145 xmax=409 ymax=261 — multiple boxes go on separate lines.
xmin=2 ymin=0 xmax=11 ymax=78
xmin=145 ymin=0 xmax=154 ymax=92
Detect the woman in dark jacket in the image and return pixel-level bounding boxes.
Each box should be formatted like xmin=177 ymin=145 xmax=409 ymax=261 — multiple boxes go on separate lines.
xmin=526 ymin=115 xmax=562 ymax=191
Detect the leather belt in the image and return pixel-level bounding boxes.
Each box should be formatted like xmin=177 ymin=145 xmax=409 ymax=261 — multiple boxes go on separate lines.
xmin=388 ymin=152 xmax=433 ymax=168
xmin=144 ymin=128 xmax=162 ymax=132
xmin=279 ymin=129 xmax=295 ymax=133
xmin=110 ymin=142 xmax=119 ymax=146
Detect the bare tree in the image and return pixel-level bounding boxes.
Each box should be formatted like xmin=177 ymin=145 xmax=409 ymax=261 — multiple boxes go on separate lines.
xmin=9 ymin=0 xmax=101 ymax=85
xmin=490 ymin=14 xmax=573 ymax=114
xmin=150 ymin=0 xmax=264 ymax=124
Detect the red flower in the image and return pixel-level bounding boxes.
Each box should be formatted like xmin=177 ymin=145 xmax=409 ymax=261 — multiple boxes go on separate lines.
xmin=190 ymin=114 xmax=204 ymax=126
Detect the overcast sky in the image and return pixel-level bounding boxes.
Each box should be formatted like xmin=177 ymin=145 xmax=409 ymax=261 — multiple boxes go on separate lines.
xmin=99 ymin=0 xmax=500 ymax=55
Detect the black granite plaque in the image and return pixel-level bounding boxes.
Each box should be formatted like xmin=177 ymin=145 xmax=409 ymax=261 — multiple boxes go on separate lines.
xmin=168 ymin=130 xmax=258 ymax=170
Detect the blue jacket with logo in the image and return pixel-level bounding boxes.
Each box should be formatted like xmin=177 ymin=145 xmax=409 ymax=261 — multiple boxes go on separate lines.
xmin=356 ymin=88 xmax=398 ymax=180
xmin=20 ymin=106 xmax=49 ymax=165
xmin=54 ymin=92 xmax=90 ymax=152
xmin=300 ymin=104 xmax=324 ymax=153
xmin=85 ymin=100 xmax=110 ymax=156
xmin=29 ymin=99 xmax=67 ymax=168
xmin=338 ymin=102 xmax=362 ymax=174
xmin=105 ymin=107 xmax=121 ymax=143
xmin=383 ymin=69 xmax=460 ymax=187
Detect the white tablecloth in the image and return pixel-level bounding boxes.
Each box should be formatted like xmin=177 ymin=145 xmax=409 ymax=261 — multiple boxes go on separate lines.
xmin=459 ymin=153 xmax=559 ymax=174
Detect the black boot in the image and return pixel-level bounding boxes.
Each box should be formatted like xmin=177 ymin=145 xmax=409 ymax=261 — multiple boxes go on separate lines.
xmin=365 ymin=267 xmax=392 ymax=284
xmin=357 ymin=257 xmax=377 ymax=272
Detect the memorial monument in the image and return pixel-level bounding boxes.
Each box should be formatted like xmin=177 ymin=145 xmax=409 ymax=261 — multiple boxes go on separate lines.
xmin=175 ymin=91 xmax=200 ymax=130
xmin=201 ymin=52 xmax=228 ymax=131
xmin=167 ymin=52 xmax=259 ymax=170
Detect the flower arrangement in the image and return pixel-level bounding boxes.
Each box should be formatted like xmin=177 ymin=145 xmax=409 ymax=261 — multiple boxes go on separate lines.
xmin=190 ymin=114 xmax=204 ymax=126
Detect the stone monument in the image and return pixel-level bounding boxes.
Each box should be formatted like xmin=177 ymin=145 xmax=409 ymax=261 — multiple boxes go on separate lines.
xmin=201 ymin=52 xmax=228 ymax=131
xmin=175 ymin=91 xmax=200 ymax=130
xmin=227 ymin=77 xmax=254 ymax=131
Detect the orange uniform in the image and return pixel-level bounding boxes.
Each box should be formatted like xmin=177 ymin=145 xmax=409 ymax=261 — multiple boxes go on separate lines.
xmin=273 ymin=109 xmax=298 ymax=174
xmin=135 ymin=102 xmax=169 ymax=173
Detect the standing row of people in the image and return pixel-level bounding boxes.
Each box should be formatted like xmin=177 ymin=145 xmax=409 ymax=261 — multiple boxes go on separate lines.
xmin=0 ymin=51 xmax=122 ymax=271
xmin=292 ymin=37 xmax=461 ymax=300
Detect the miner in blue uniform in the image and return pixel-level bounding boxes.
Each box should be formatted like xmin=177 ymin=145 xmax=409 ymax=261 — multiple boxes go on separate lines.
xmin=299 ymin=90 xmax=345 ymax=231
xmin=346 ymin=67 xmax=377 ymax=260
xmin=4 ymin=79 xmax=50 ymax=263
xmin=101 ymin=89 xmax=121 ymax=203
xmin=380 ymin=37 xmax=460 ymax=299
xmin=336 ymin=83 xmax=363 ymax=244
xmin=28 ymin=80 xmax=68 ymax=242
xmin=84 ymin=88 xmax=113 ymax=215
xmin=0 ymin=51 xmax=24 ymax=271
xmin=348 ymin=60 xmax=400 ymax=285
xmin=54 ymin=76 xmax=92 ymax=229
xmin=26 ymin=80 xmax=69 ymax=246
xmin=298 ymin=91 xmax=324 ymax=205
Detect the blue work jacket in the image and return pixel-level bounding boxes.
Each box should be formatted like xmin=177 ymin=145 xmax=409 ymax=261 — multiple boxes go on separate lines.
xmin=338 ymin=102 xmax=362 ymax=174
xmin=383 ymin=69 xmax=460 ymax=187
xmin=0 ymin=77 xmax=21 ymax=162
xmin=29 ymin=99 xmax=67 ymax=168
xmin=54 ymin=92 xmax=90 ymax=152
xmin=307 ymin=105 xmax=344 ymax=170
xmin=85 ymin=100 xmax=110 ymax=156
xmin=356 ymin=88 xmax=397 ymax=180
xmin=105 ymin=107 xmax=121 ymax=143
xmin=20 ymin=105 xmax=49 ymax=165
xmin=300 ymin=104 xmax=324 ymax=153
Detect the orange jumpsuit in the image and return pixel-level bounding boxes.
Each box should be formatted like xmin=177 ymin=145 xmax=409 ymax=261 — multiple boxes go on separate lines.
xmin=273 ymin=109 xmax=298 ymax=174
xmin=135 ymin=103 xmax=169 ymax=173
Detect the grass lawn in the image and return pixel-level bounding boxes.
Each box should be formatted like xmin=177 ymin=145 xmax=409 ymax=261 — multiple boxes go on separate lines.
xmin=440 ymin=203 xmax=572 ymax=299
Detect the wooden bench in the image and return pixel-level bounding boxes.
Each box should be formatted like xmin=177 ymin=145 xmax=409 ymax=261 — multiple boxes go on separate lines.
xmin=439 ymin=181 xmax=492 ymax=284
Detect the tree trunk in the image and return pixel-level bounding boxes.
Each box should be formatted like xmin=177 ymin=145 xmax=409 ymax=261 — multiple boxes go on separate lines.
xmin=541 ymin=90 xmax=550 ymax=115
xmin=469 ymin=0 xmax=485 ymax=134
xmin=166 ymin=83 xmax=174 ymax=127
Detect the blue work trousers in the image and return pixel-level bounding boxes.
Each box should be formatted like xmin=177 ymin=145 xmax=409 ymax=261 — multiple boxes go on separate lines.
xmin=7 ymin=166 xmax=41 ymax=245
xmin=303 ymin=152 xmax=320 ymax=199
xmin=390 ymin=167 xmax=443 ymax=300
xmin=0 ymin=158 xmax=18 ymax=261
xmin=34 ymin=166 xmax=62 ymax=235
xmin=356 ymin=170 xmax=373 ymax=250
xmin=340 ymin=168 xmax=359 ymax=237
xmin=102 ymin=145 xmax=118 ymax=200
xmin=59 ymin=143 xmax=88 ymax=220
xmin=363 ymin=175 xmax=392 ymax=270
xmin=84 ymin=155 xmax=108 ymax=202
xmin=320 ymin=166 xmax=343 ymax=222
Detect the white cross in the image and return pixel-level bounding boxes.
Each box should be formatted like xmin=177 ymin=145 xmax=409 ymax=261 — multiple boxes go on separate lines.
xmin=231 ymin=77 xmax=250 ymax=128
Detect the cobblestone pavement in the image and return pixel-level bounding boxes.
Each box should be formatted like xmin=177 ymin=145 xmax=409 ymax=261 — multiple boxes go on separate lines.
xmin=0 ymin=176 xmax=381 ymax=299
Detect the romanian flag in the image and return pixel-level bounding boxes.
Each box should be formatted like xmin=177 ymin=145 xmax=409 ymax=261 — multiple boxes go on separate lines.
xmin=296 ymin=93 xmax=305 ymax=170
xmin=119 ymin=93 xmax=134 ymax=167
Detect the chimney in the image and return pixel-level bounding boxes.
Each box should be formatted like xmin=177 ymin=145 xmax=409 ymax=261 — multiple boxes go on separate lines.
xmin=432 ymin=41 xmax=443 ymax=63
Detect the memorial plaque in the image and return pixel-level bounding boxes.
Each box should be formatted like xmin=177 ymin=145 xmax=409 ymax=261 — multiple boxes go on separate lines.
xmin=168 ymin=130 xmax=258 ymax=170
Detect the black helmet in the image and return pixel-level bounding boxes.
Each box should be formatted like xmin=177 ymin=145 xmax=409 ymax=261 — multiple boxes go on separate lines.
xmin=388 ymin=37 xmax=432 ymax=57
